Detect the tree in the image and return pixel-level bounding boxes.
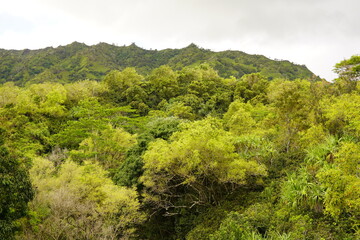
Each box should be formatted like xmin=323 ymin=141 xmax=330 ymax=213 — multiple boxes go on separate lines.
xmin=21 ymin=158 xmax=144 ymax=240
xmin=333 ymin=55 xmax=360 ymax=93
xmin=141 ymin=117 xmax=267 ymax=212
xmin=317 ymin=140 xmax=360 ymax=219
xmin=0 ymin=82 xmax=20 ymax=108
xmin=185 ymin=64 xmax=223 ymax=101
xmin=209 ymin=212 xmax=263 ymax=240
xmin=321 ymin=93 xmax=360 ymax=138
xmin=234 ymin=73 xmax=269 ymax=103
xmin=223 ymin=100 xmax=257 ymax=135
xmin=70 ymin=126 xmax=137 ymax=171
xmin=64 ymin=80 xmax=108 ymax=107
xmin=52 ymin=97 xmax=138 ymax=149
xmin=334 ymin=55 xmax=360 ymax=82
xmin=103 ymin=68 xmax=147 ymax=107
xmin=146 ymin=65 xmax=179 ymax=105
xmin=15 ymin=82 xmax=67 ymax=117
xmin=177 ymin=64 xmax=233 ymax=116
xmin=114 ymin=117 xmax=183 ymax=187
xmin=281 ymin=168 xmax=324 ymax=213
xmin=267 ymin=79 xmax=312 ymax=153
xmin=0 ymin=128 xmax=33 ymax=240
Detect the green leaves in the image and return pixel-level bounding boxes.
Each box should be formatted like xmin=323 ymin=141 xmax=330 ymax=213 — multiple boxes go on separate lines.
xmin=0 ymin=129 xmax=33 ymax=240
xmin=16 ymin=83 xmax=67 ymax=117
xmin=223 ymin=100 xmax=257 ymax=135
xmin=316 ymin=140 xmax=360 ymax=218
xmin=281 ymin=169 xmax=324 ymax=212
xmin=103 ymin=68 xmax=146 ymax=104
xmin=322 ymin=93 xmax=360 ymax=137
xmin=234 ymin=73 xmax=269 ymax=103
xmin=25 ymin=158 xmax=144 ymax=239
xmin=141 ymin=117 xmax=267 ymax=209
xmin=70 ymin=126 xmax=137 ymax=170
xmin=334 ymin=55 xmax=360 ymax=82
xmin=147 ymin=65 xmax=179 ymax=101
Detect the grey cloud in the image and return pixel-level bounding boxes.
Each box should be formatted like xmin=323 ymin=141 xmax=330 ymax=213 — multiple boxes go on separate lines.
xmin=31 ymin=0 xmax=359 ymax=45
xmin=3 ymin=0 xmax=360 ymax=80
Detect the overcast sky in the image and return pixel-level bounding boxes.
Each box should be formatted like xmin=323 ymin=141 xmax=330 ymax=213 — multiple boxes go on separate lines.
xmin=1 ymin=0 xmax=359 ymax=80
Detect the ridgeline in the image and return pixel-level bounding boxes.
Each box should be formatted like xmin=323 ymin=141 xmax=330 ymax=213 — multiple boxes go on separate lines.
xmin=0 ymin=42 xmax=317 ymax=85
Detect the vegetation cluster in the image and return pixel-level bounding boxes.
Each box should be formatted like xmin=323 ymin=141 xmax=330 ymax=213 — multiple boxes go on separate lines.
xmin=0 ymin=44 xmax=359 ymax=239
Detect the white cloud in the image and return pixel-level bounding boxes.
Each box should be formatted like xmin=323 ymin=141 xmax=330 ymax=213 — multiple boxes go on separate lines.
xmin=1 ymin=0 xmax=359 ymax=80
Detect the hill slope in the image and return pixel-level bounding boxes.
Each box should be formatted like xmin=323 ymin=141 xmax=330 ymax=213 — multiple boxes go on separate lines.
xmin=0 ymin=42 xmax=317 ymax=85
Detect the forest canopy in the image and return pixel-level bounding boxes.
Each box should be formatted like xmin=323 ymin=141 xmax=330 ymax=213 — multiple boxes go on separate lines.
xmin=0 ymin=45 xmax=359 ymax=239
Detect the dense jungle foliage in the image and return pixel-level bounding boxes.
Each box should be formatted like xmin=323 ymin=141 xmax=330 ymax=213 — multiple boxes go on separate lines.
xmin=0 ymin=43 xmax=359 ymax=239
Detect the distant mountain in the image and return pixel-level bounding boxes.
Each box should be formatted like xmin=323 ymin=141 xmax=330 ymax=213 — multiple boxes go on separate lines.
xmin=0 ymin=42 xmax=318 ymax=85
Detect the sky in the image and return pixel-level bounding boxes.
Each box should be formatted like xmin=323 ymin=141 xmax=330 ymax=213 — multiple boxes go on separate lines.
xmin=0 ymin=0 xmax=359 ymax=81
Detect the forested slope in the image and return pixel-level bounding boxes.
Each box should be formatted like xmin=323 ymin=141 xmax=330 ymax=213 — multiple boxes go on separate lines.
xmin=0 ymin=42 xmax=317 ymax=86
xmin=0 ymin=45 xmax=359 ymax=240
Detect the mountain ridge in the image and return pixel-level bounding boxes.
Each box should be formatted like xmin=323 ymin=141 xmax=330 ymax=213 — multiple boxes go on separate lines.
xmin=0 ymin=42 xmax=318 ymax=85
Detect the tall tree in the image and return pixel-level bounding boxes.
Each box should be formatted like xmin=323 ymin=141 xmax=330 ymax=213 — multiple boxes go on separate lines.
xmin=141 ymin=117 xmax=267 ymax=213
xmin=21 ymin=158 xmax=144 ymax=240
xmin=0 ymin=128 xmax=33 ymax=240
xmin=333 ymin=55 xmax=360 ymax=93
xmin=334 ymin=55 xmax=360 ymax=82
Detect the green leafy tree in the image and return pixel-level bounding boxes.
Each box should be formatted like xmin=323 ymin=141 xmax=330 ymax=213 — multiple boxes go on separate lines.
xmin=234 ymin=73 xmax=269 ymax=103
xmin=15 ymin=83 xmax=67 ymax=117
xmin=52 ymin=98 xmax=138 ymax=149
xmin=0 ymin=82 xmax=20 ymax=108
xmin=103 ymin=68 xmax=146 ymax=105
xmin=141 ymin=117 xmax=267 ymax=212
xmin=281 ymin=169 xmax=324 ymax=213
xmin=146 ymin=65 xmax=179 ymax=105
xmin=0 ymin=128 xmax=33 ymax=240
xmin=0 ymin=107 xmax=51 ymax=158
xmin=21 ymin=158 xmax=144 ymax=240
xmin=223 ymin=100 xmax=257 ymax=135
xmin=185 ymin=64 xmax=223 ymax=100
xmin=267 ymin=79 xmax=312 ymax=153
xmin=114 ymin=117 xmax=182 ymax=187
xmin=322 ymin=93 xmax=360 ymax=137
xmin=171 ymin=94 xmax=203 ymax=117
xmin=317 ymin=141 xmax=360 ymax=219
xmin=178 ymin=64 xmax=233 ymax=116
xmin=333 ymin=55 xmax=360 ymax=93
xmin=70 ymin=126 xmax=137 ymax=171
xmin=64 ymin=80 xmax=108 ymax=107
xmin=163 ymin=101 xmax=195 ymax=120
xmin=209 ymin=212 xmax=263 ymax=240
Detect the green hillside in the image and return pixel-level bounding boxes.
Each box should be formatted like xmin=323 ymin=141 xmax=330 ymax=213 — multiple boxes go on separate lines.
xmin=0 ymin=42 xmax=317 ymax=85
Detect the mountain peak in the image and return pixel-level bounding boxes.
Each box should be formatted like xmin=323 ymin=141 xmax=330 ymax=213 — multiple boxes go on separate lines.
xmin=128 ymin=42 xmax=141 ymax=49
xmin=185 ymin=43 xmax=199 ymax=49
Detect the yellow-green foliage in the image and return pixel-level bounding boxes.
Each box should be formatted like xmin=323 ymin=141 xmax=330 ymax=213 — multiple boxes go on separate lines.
xmin=64 ymin=79 xmax=108 ymax=105
xmin=317 ymin=141 xmax=360 ymax=218
xmin=141 ymin=117 xmax=267 ymax=209
xmin=70 ymin=126 xmax=137 ymax=169
xmin=16 ymin=82 xmax=67 ymax=117
xmin=0 ymin=82 xmax=21 ymax=107
xmin=223 ymin=100 xmax=257 ymax=135
xmin=322 ymin=93 xmax=360 ymax=137
xmin=23 ymin=158 xmax=144 ymax=240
